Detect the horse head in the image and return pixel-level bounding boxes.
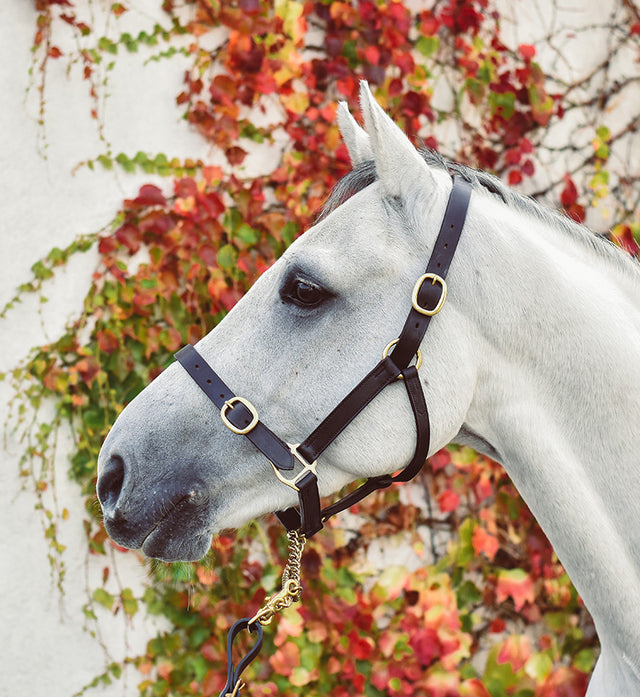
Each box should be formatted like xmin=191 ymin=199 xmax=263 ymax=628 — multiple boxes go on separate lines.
xmin=96 ymin=83 xmax=480 ymax=562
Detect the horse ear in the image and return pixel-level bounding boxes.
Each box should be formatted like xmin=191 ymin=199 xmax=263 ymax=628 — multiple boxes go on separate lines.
xmin=359 ymin=81 xmax=433 ymax=199
xmin=337 ymin=101 xmax=373 ymax=166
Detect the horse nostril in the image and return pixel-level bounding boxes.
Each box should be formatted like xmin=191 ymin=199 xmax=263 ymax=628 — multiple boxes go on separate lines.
xmin=98 ymin=454 xmax=126 ymax=512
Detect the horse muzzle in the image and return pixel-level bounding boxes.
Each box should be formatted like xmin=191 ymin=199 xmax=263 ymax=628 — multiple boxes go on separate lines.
xmin=97 ymin=449 xmax=212 ymax=562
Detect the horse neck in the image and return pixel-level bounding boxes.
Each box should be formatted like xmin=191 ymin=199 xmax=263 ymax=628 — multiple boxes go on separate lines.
xmin=458 ymin=192 xmax=640 ymax=686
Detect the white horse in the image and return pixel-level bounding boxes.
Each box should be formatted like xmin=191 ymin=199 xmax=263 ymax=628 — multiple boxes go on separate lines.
xmin=97 ymin=83 xmax=640 ymax=696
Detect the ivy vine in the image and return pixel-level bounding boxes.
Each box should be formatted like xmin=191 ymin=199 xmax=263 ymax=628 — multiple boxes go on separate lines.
xmin=7 ymin=1 xmax=640 ymax=695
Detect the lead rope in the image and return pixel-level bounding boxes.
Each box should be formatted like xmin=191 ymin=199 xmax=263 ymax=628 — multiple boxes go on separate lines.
xmin=218 ymin=530 xmax=306 ymax=697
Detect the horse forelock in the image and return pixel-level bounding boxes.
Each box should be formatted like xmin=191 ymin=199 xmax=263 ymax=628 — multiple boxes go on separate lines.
xmin=319 ymin=150 xmax=640 ymax=285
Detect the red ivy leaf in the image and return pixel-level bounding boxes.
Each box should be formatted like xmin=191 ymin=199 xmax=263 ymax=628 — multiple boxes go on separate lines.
xmin=347 ymin=630 xmax=374 ymax=660
xmin=521 ymin=159 xmax=535 ymax=176
xmin=438 ymin=489 xmax=460 ymax=513
xmin=75 ymin=357 xmax=100 ymax=386
xmin=364 ymin=45 xmax=380 ymax=65
xmin=611 ymin=224 xmax=640 ymax=257
xmin=537 ymin=666 xmax=590 ymax=697
xmin=518 ymin=43 xmax=536 ymax=61
xmin=133 ymin=184 xmax=166 ymax=207
xmin=430 ymin=449 xmax=450 ymax=472
xmin=508 ymin=170 xmax=523 ymax=186
xmin=408 ymin=627 xmax=439 ymax=667
xmin=115 ymin=223 xmax=141 ymax=254
xmin=98 ymin=236 xmax=118 ymax=255
xmin=490 ymin=618 xmax=506 ymax=633
xmin=505 ymin=148 xmax=522 ymax=166
xmin=225 ymin=146 xmax=248 ymax=166
xmin=560 ymin=173 xmax=578 ymax=207
xmin=561 ymin=173 xmax=586 ymax=222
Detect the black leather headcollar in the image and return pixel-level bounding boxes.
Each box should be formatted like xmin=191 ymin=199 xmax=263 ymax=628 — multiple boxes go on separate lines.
xmin=175 ymin=176 xmax=472 ymax=537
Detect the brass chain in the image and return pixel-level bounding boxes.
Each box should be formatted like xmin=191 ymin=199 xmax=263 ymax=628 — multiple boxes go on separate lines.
xmin=249 ymin=530 xmax=306 ymax=627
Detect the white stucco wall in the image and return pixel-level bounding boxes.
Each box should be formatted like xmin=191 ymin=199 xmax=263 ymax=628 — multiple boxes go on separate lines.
xmin=0 ymin=3 xmax=207 ymax=695
xmin=1 ymin=1 xmax=636 ymax=695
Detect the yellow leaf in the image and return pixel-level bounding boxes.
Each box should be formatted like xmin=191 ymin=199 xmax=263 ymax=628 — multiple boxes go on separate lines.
xmin=281 ymin=90 xmax=309 ymax=115
xmin=274 ymin=64 xmax=295 ymax=87
xmin=275 ymin=0 xmax=305 ymax=42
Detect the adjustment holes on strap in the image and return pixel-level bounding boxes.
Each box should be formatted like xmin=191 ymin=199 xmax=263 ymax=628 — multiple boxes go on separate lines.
xmin=194 ymin=363 xmax=199 ymax=369
xmin=206 ymin=379 xmax=212 ymax=384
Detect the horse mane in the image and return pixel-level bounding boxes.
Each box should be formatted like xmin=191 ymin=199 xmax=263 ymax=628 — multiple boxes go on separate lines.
xmin=320 ymin=151 xmax=640 ymax=283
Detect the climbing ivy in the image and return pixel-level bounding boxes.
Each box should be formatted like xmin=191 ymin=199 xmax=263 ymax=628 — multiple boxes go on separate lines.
xmin=8 ymin=0 xmax=640 ymax=695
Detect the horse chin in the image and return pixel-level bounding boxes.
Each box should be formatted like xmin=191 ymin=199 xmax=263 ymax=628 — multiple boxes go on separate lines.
xmin=142 ymin=527 xmax=212 ymax=563
xmin=139 ymin=497 xmax=214 ymax=562
xmin=102 ymin=483 xmax=215 ymax=563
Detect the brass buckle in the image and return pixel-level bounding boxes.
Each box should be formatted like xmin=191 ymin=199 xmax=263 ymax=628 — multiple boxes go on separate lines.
xmin=412 ymin=273 xmax=447 ymax=316
xmin=382 ymin=338 xmax=422 ymax=380
xmin=220 ymin=397 xmax=259 ymax=435
xmin=271 ymin=444 xmax=318 ymax=492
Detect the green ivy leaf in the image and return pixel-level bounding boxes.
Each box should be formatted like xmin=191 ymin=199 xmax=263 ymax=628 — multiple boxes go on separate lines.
xmin=573 ymin=648 xmax=596 ymax=672
xmin=416 ymin=35 xmax=439 ymax=58
xmin=121 ymin=588 xmax=139 ymax=617
xmin=235 ymin=224 xmax=259 ymax=244
xmin=217 ymin=244 xmax=238 ymax=270
xmin=93 ymin=588 xmax=115 ymax=611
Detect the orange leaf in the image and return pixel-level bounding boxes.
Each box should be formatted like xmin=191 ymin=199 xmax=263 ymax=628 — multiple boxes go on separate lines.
xmin=269 ymin=641 xmax=299 ymax=677
xmin=472 ymin=525 xmax=499 ymax=561
xmin=97 ymin=328 xmax=120 ymax=354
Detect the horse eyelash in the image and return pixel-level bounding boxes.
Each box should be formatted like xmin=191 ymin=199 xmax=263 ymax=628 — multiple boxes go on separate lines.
xmin=279 ymin=271 xmax=332 ymax=308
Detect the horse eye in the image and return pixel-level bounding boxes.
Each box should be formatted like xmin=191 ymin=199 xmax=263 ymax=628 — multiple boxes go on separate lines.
xmin=291 ymin=279 xmax=325 ymax=306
